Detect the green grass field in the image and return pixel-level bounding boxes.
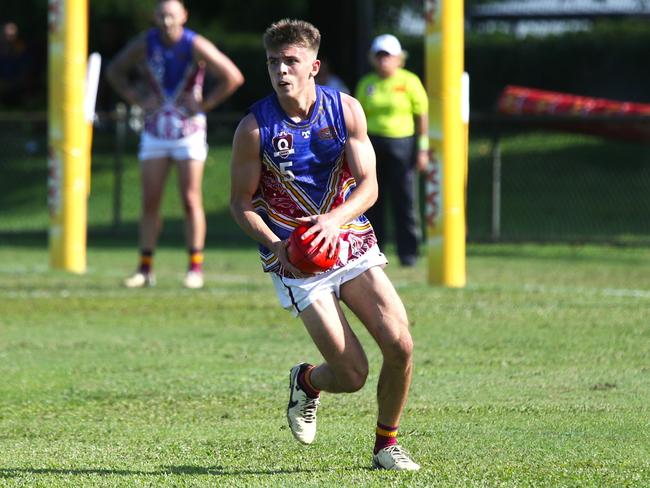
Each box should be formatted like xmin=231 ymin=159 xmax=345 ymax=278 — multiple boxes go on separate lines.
xmin=1 ymin=135 xmax=650 ymax=486
xmin=2 ymin=242 xmax=650 ymax=486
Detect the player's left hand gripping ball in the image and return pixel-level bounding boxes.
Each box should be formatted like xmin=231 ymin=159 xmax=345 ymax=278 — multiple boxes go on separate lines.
xmin=287 ymin=224 xmax=339 ymax=274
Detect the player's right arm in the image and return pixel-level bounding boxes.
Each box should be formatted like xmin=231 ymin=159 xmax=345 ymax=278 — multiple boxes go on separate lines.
xmin=106 ymin=34 xmax=157 ymax=110
xmin=229 ymin=114 xmax=303 ymax=275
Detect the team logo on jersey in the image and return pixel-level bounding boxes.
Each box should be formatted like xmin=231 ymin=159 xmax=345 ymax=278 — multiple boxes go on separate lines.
xmin=272 ymin=131 xmax=295 ymax=158
xmin=318 ymin=126 xmax=336 ymax=140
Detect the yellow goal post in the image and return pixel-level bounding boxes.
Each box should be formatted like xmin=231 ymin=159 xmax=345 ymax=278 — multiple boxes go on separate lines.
xmin=48 ymin=0 xmax=98 ymax=273
xmin=424 ymin=0 xmax=467 ymax=287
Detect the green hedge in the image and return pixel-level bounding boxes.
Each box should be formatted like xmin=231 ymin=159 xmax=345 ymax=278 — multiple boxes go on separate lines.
xmin=465 ymin=20 xmax=650 ymax=111
xmin=399 ymin=20 xmax=650 ymax=113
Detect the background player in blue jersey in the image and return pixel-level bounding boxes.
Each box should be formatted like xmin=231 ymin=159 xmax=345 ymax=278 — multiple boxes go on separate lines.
xmin=107 ymin=0 xmax=244 ymax=289
xmin=230 ymin=19 xmax=419 ymax=471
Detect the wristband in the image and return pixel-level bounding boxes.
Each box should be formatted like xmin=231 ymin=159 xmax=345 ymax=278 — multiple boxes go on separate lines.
xmin=418 ymin=135 xmax=429 ymax=151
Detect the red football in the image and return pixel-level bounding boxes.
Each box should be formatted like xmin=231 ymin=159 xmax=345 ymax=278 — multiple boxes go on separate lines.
xmin=287 ymin=224 xmax=339 ymax=274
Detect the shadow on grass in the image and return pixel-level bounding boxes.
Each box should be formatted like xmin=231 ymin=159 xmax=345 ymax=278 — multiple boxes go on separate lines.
xmin=0 ymin=464 xmax=366 ymax=478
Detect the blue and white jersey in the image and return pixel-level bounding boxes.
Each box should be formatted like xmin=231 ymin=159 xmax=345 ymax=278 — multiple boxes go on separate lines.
xmin=249 ymin=85 xmax=377 ymax=276
xmin=144 ymin=28 xmax=206 ymax=140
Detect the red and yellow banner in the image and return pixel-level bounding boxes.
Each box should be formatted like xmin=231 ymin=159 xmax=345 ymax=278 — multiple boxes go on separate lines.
xmin=498 ymin=85 xmax=650 ymax=142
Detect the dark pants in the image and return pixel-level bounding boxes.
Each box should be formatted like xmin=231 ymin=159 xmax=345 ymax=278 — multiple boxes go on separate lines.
xmin=365 ymin=135 xmax=420 ymax=265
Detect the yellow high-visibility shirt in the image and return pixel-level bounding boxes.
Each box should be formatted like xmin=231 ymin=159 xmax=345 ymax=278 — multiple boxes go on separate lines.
xmin=355 ymin=68 xmax=428 ymax=138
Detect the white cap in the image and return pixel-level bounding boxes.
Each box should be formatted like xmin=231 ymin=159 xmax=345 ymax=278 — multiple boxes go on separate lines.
xmin=370 ymin=34 xmax=402 ymax=56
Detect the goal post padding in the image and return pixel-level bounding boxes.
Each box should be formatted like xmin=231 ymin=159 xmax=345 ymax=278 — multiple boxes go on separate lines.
xmin=48 ymin=0 xmax=90 ymax=273
xmin=424 ymin=0 xmax=467 ymax=287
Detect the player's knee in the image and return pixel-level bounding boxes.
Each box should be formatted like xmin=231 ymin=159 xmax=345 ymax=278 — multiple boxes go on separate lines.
xmin=342 ymin=372 xmax=367 ymax=393
xmin=181 ymin=191 xmax=202 ymax=214
xmin=384 ymin=332 xmax=413 ymax=367
xmin=339 ymin=363 xmax=368 ymax=392
xmin=142 ymin=199 xmax=160 ymax=215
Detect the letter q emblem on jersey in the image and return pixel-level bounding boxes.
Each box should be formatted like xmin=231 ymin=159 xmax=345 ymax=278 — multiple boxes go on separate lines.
xmin=272 ymin=131 xmax=295 ymax=158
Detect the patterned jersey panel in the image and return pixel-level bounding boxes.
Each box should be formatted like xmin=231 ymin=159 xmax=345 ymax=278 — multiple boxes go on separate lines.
xmin=143 ymin=28 xmax=206 ymax=139
xmin=249 ymin=85 xmax=377 ymax=276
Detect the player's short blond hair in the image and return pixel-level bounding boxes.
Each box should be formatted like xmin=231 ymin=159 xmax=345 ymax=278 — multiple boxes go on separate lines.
xmin=263 ymin=19 xmax=321 ymax=54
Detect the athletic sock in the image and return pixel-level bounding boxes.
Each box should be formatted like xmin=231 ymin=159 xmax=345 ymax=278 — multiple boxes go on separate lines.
xmin=374 ymin=422 xmax=398 ymax=454
xmin=188 ymin=248 xmax=203 ymax=273
xmin=298 ymin=364 xmax=321 ymax=399
xmin=139 ymin=250 xmax=154 ymax=274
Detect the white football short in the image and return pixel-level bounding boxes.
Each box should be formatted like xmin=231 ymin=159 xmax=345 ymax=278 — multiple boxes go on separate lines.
xmin=270 ymin=245 xmax=388 ymax=317
xmin=138 ymin=130 xmax=208 ymax=162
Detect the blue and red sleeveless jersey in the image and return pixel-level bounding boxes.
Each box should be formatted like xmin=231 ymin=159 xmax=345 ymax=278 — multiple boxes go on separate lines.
xmin=249 ymin=85 xmax=377 ymax=276
xmin=144 ymin=28 xmax=206 ymax=139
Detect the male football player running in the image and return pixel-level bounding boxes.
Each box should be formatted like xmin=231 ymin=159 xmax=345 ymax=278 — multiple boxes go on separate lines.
xmin=229 ymin=19 xmax=419 ymax=471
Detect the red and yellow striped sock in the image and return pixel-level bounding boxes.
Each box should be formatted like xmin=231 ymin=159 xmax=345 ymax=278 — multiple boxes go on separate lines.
xmin=298 ymin=364 xmax=321 ymax=398
xmin=139 ymin=250 xmax=153 ymax=273
xmin=189 ymin=248 xmax=203 ymax=272
xmin=374 ymin=422 xmax=398 ymax=454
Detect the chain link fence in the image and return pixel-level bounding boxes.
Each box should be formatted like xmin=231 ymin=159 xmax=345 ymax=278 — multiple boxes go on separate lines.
xmin=1 ymin=110 xmax=650 ymax=245
xmin=468 ymin=115 xmax=650 ymax=244
xmin=0 ymin=109 xmax=240 ymax=238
